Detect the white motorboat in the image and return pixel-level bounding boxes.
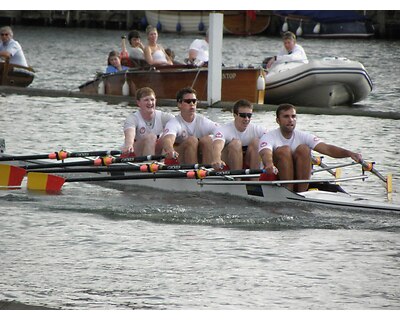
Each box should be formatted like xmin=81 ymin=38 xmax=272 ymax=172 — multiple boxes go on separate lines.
xmin=264 ymin=57 xmax=373 ymax=107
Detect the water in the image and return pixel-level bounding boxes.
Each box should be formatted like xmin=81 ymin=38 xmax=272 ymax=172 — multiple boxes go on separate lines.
xmin=1 ymin=26 xmax=400 ymax=310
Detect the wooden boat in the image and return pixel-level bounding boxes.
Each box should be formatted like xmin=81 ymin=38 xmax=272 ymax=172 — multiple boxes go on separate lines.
xmin=144 ymin=10 xmax=271 ymax=35
xmin=264 ymin=57 xmax=373 ymax=107
xmin=0 ymin=60 xmax=35 ymax=87
xmin=78 ymin=65 xmax=266 ymax=104
xmin=274 ymin=10 xmax=375 ymax=39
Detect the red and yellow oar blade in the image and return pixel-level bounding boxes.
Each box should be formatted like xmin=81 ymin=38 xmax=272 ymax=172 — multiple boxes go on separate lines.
xmin=0 ymin=164 xmax=26 ymax=188
xmin=27 ymin=172 xmax=66 ymax=192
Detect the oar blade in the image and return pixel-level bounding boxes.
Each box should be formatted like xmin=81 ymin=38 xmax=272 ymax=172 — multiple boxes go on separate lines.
xmin=27 ymin=172 xmax=65 ymax=192
xmin=0 ymin=164 xmax=26 ymax=188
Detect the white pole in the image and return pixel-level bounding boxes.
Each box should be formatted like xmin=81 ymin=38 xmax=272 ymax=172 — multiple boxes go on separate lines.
xmin=207 ymin=13 xmax=223 ymax=105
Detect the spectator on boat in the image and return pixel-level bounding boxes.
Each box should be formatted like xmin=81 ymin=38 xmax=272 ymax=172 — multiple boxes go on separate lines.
xmin=143 ymin=25 xmax=173 ymax=66
xmin=185 ymin=30 xmax=209 ymax=67
xmin=105 ymin=50 xmax=128 ymax=73
xmin=0 ymin=26 xmax=28 ymax=67
xmin=265 ymin=31 xmax=308 ymax=69
xmin=211 ymin=99 xmax=266 ymax=171
xmin=162 ymin=87 xmax=219 ymax=164
xmin=258 ymin=103 xmax=363 ymax=192
xmin=127 ymin=30 xmax=145 ymax=60
xmin=122 ymin=87 xmax=174 ymax=156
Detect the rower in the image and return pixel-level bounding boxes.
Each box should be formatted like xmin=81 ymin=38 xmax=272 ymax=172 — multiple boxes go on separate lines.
xmin=122 ymin=87 xmax=174 ymax=156
xmin=211 ymin=99 xmax=266 ymax=171
xmin=259 ymin=103 xmax=363 ymax=192
xmin=162 ymin=87 xmax=219 ymax=164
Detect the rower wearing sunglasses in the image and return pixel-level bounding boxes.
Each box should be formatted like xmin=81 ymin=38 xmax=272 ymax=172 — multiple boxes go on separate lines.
xmin=162 ymin=87 xmax=219 ymax=164
xmin=211 ymin=99 xmax=267 ymax=171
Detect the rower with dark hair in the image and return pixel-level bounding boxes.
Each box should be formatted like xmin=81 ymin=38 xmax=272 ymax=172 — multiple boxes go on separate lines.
xmin=211 ymin=99 xmax=267 ymax=171
xmin=258 ymin=103 xmax=363 ymax=192
xmin=162 ymin=87 xmax=219 ymax=164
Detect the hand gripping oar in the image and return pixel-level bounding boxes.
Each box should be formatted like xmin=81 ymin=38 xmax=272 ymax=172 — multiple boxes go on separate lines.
xmin=0 ymin=149 xmax=122 ymax=162
xmin=26 ymin=168 xmax=266 ymax=192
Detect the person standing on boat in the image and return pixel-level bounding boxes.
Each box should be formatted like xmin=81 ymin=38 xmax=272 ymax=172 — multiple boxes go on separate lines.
xmin=211 ymin=99 xmax=266 ymax=171
xmin=162 ymin=87 xmax=219 ymax=164
xmin=143 ymin=25 xmax=173 ymax=66
xmin=0 ymin=26 xmax=28 ymax=67
xmin=122 ymin=87 xmax=174 ymax=156
xmin=185 ymin=30 xmax=209 ymax=67
xmin=258 ymin=103 xmax=363 ymax=192
xmin=105 ymin=50 xmax=128 ymax=73
xmin=265 ymin=31 xmax=308 ymax=69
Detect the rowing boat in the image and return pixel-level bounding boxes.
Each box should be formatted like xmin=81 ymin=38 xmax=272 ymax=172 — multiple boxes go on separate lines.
xmin=0 ymin=60 xmax=35 ymax=87
xmin=1 ymin=155 xmax=399 ymax=214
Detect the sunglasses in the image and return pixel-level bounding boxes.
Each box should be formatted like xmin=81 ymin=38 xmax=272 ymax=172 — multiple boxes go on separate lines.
xmin=181 ymin=99 xmax=197 ymax=104
xmin=1 ymin=33 xmax=9 ymax=36
xmin=237 ymin=112 xmax=253 ymax=119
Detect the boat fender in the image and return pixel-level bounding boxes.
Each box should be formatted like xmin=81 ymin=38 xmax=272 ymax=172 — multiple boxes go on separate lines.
xmin=156 ymin=21 xmax=162 ymax=32
xmin=122 ymin=79 xmax=129 ymax=96
xmin=296 ymin=19 xmax=303 ymax=37
xmin=176 ymin=22 xmax=182 ymax=32
xmin=282 ymin=17 xmax=289 ymax=32
xmin=313 ymin=22 xmax=321 ymax=34
xmin=257 ymin=74 xmax=265 ymax=91
xmin=198 ymin=21 xmax=205 ymax=32
xmin=97 ymin=80 xmax=105 ymax=95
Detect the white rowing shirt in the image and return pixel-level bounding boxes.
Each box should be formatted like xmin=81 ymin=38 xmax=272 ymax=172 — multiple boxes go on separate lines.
xmin=259 ymin=128 xmax=321 ymax=152
xmin=163 ymin=114 xmax=218 ymax=144
xmin=213 ymin=121 xmax=266 ymax=146
xmin=123 ymin=110 xmax=174 ymax=139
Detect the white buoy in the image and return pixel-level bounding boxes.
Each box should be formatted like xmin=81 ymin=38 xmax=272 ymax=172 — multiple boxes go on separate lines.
xmin=296 ymin=19 xmax=303 ymax=37
xmin=282 ymin=17 xmax=289 ymax=32
xmin=97 ymin=80 xmax=105 ymax=95
xmin=313 ymin=22 xmax=321 ymax=34
xmin=122 ymin=77 xmax=129 ymax=96
xmin=257 ymin=73 xmax=265 ymax=91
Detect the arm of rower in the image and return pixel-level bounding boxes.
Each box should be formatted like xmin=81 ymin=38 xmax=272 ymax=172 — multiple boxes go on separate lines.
xmin=123 ymin=127 xmax=136 ymax=153
xmin=211 ymin=139 xmax=225 ymax=169
xmin=314 ymin=142 xmax=362 ymax=162
xmin=162 ymin=134 xmax=177 ymax=158
xmin=259 ymin=148 xmax=275 ymax=171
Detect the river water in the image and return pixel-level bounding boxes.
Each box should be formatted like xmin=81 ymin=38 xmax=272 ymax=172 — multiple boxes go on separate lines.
xmin=1 ymin=26 xmax=400 ymax=310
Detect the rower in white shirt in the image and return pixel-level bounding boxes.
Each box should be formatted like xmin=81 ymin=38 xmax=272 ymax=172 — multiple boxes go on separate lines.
xmin=162 ymin=87 xmax=219 ymax=164
xmin=211 ymin=99 xmax=267 ymax=171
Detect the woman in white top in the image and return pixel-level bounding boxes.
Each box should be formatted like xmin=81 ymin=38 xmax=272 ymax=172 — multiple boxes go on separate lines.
xmin=143 ymin=25 xmax=173 ymax=66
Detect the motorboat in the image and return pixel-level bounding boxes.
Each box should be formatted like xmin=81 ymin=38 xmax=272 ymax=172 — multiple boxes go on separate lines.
xmin=264 ymin=57 xmax=373 ymax=107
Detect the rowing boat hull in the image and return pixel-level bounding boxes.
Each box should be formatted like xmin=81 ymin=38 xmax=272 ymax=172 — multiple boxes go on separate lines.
xmin=264 ymin=57 xmax=373 ymax=107
xmin=78 ymin=66 xmax=266 ymax=104
xmin=0 ymin=61 xmax=35 ymax=87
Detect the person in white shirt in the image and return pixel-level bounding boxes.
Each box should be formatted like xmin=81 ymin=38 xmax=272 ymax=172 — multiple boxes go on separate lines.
xmin=186 ymin=31 xmax=209 ymax=66
xmin=265 ymin=31 xmax=308 ymax=69
xmin=212 ymin=99 xmax=266 ymax=171
xmin=123 ymin=87 xmax=174 ymax=156
xmin=258 ymin=103 xmax=363 ymax=192
xmin=163 ymin=87 xmax=219 ymax=164
xmin=0 ymin=26 xmax=28 ymax=67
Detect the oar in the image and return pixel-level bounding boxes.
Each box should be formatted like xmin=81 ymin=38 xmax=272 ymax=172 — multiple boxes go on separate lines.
xmin=26 ymin=168 xmax=266 ymax=192
xmin=0 ymin=164 xmax=26 ymax=188
xmin=0 ymin=149 xmax=122 ymax=162
xmin=312 ymin=161 xmax=359 ymax=174
xmin=27 ymin=163 xmax=212 ymax=174
xmin=360 ymin=160 xmax=393 ymax=193
xmin=18 ymin=154 xmax=167 ymax=170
